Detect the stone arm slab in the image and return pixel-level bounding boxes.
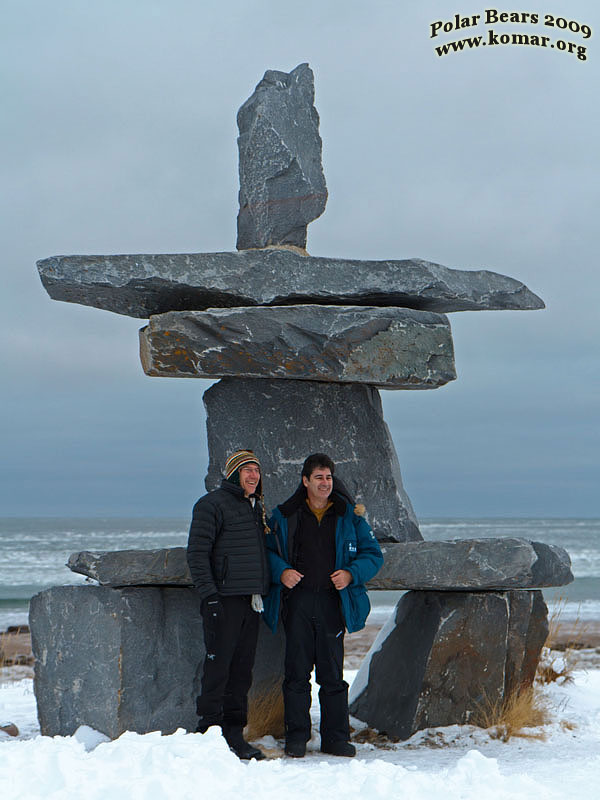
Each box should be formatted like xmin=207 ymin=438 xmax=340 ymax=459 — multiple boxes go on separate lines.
xmin=67 ymin=548 xmax=193 ymax=587
xmin=67 ymin=537 xmax=573 ymax=590
xmin=37 ymin=250 xmax=545 ymax=319
xmin=138 ymin=306 xmax=456 ymax=389
xmin=370 ymin=538 xmax=573 ymax=589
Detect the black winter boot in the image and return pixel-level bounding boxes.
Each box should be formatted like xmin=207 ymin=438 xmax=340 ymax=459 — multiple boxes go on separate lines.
xmin=320 ymin=740 xmax=356 ymax=757
xmin=284 ymin=740 xmax=306 ymax=758
xmin=222 ymin=726 xmax=265 ymax=761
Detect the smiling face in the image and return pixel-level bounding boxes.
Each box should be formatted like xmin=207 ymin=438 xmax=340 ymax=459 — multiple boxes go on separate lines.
xmin=238 ymin=463 xmax=261 ymax=497
xmin=302 ymin=466 xmax=333 ymax=508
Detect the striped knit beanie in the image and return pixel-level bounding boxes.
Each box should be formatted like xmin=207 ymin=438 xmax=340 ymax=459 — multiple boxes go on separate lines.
xmin=224 ymin=450 xmax=261 ymax=479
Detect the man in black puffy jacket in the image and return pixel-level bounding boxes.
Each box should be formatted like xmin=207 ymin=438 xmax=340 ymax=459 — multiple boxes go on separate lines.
xmin=187 ymin=449 xmax=270 ymax=760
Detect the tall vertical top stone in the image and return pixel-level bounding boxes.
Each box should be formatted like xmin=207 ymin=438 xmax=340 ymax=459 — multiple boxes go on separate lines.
xmin=236 ymin=63 xmax=328 ymax=251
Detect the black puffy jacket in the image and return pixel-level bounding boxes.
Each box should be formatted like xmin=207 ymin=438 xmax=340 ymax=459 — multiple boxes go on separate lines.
xmin=187 ymin=480 xmax=270 ymax=600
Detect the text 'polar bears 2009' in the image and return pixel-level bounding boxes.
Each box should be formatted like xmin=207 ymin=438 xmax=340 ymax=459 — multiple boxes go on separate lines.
xmin=430 ymin=9 xmax=592 ymax=61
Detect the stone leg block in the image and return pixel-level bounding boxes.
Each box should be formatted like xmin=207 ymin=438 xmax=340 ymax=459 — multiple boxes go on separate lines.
xmin=504 ymin=590 xmax=549 ymax=696
xmin=204 ymin=377 xmax=421 ymax=542
xmin=30 ymin=586 xmax=284 ymax=739
xmin=349 ymin=589 xmax=548 ymax=739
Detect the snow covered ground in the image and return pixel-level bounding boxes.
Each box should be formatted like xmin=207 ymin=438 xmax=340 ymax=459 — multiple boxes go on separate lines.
xmin=1 ymin=663 xmax=600 ymax=800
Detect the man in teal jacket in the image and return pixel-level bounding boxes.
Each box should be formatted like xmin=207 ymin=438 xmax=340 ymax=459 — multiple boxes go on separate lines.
xmin=264 ymin=453 xmax=383 ymax=758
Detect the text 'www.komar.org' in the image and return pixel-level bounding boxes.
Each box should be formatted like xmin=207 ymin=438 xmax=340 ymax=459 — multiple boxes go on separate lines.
xmin=431 ymin=9 xmax=592 ymax=61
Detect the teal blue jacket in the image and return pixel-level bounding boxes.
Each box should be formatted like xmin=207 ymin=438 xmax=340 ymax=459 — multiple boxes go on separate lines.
xmin=263 ymin=498 xmax=383 ymax=634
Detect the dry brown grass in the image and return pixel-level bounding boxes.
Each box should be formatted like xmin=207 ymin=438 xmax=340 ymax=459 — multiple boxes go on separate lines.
xmin=0 ymin=642 xmax=10 ymax=688
xmin=560 ymin=719 xmax=576 ymax=732
xmin=545 ymin=598 xmax=588 ymax=650
xmin=537 ymin=599 xmax=586 ymax=685
xmin=536 ymin=650 xmax=577 ymax=685
xmin=0 ymin=633 xmax=11 ymax=676
xmin=472 ymin=600 xmax=588 ymax=740
xmin=352 ymin=726 xmax=400 ymax=749
xmin=473 ymin=686 xmax=550 ymax=742
xmin=470 ymin=601 xmax=584 ymax=740
xmin=245 ymin=681 xmax=285 ymax=740
xmin=0 ymin=627 xmax=34 ymax=685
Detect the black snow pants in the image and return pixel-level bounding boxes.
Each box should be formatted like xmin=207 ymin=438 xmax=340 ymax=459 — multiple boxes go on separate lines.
xmin=282 ymin=587 xmax=349 ymax=746
xmin=196 ymin=595 xmax=259 ymax=731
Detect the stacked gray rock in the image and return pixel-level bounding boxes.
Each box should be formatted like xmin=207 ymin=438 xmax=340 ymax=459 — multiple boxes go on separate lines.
xmin=203 ymin=379 xmax=421 ymax=540
xmin=236 ymin=63 xmax=327 ymax=250
xmin=349 ymin=590 xmax=549 ymax=739
xmin=66 ymin=540 xmax=572 ymax=591
xmin=35 ymin=63 xmax=544 ymax=542
xmin=37 ymin=250 xmax=544 ymax=317
xmin=139 ymin=306 xmax=456 ymax=388
xmin=31 ymin=539 xmax=570 ymax=739
xmin=30 ymin=585 xmax=285 ymax=738
xmin=31 ymin=62 xmax=558 ymax=741
xmin=370 ymin=538 xmax=573 ymax=590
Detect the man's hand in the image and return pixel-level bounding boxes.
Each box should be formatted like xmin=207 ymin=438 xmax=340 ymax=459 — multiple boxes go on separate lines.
xmin=202 ymin=594 xmax=224 ymax=625
xmin=330 ymin=569 xmax=353 ymax=590
xmin=281 ymin=569 xmax=304 ymax=588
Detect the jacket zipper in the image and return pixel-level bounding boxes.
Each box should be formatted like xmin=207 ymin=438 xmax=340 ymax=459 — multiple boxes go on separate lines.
xmin=221 ymin=555 xmax=228 ymax=586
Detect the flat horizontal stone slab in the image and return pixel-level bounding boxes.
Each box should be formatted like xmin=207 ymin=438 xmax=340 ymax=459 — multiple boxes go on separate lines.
xmin=67 ymin=548 xmax=191 ymax=586
xmin=68 ymin=537 xmax=573 ymax=589
xmin=372 ymin=538 xmax=573 ymax=589
xmin=139 ymin=306 xmax=456 ymax=389
xmin=37 ymin=249 xmax=544 ymax=318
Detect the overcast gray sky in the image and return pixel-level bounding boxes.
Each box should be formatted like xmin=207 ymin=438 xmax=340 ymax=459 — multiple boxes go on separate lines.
xmin=2 ymin=1 xmax=598 ymax=518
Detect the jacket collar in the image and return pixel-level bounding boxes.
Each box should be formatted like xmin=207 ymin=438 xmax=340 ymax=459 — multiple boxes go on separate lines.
xmin=278 ymin=481 xmax=347 ymax=518
xmin=220 ymin=478 xmax=260 ymax=503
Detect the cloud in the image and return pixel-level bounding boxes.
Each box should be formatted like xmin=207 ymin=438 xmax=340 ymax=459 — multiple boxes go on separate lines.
xmin=1 ymin=0 xmax=598 ymax=515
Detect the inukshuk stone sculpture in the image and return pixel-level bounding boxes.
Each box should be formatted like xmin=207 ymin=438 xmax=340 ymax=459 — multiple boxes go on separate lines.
xmin=32 ymin=63 xmax=572 ymax=741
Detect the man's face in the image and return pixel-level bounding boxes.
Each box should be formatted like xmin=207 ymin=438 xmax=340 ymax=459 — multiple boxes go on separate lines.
xmin=239 ymin=463 xmax=261 ymax=497
xmin=302 ymin=466 xmax=333 ymax=505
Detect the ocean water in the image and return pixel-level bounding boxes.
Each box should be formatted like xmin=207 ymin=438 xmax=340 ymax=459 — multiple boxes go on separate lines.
xmin=1 ymin=517 xmax=598 ymax=630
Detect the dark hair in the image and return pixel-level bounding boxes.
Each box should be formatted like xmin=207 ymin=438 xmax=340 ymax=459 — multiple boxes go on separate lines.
xmin=301 ymin=453 xmax=335 ymax=479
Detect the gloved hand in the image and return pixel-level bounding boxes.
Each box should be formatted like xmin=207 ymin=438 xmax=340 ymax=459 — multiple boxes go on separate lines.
xmin=201 ymin=594 xmax=224 ymax=652
xmin=202 ymin=594 xmax=224 ymax=625
xmin=251 ymin=593 xmax=264 ymax=613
